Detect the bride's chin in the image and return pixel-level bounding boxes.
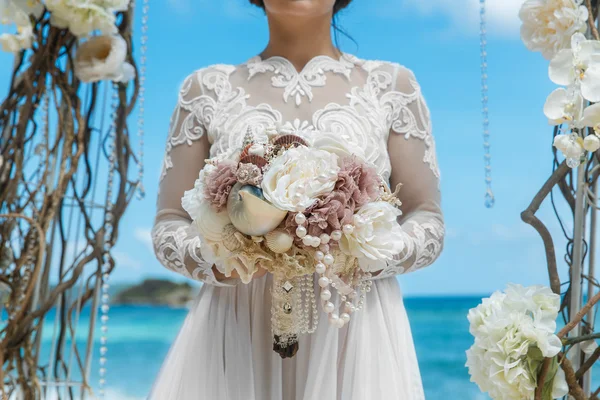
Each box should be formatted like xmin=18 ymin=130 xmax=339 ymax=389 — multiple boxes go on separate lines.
xmin=263 ymin=0 xmax=336 ymax=17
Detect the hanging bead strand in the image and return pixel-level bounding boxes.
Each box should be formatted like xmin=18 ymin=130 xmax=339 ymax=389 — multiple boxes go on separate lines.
xmin=98 ymin=84 xmax=119 ymax=398
xmin=135 ymin=0 xmax=150 ymax=200
xmin=480 ymin=0 xmax=494 ymax=208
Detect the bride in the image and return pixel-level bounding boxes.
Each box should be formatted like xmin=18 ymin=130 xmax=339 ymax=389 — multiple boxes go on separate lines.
xmin=148 ymin=0 xmax=445 ymax=398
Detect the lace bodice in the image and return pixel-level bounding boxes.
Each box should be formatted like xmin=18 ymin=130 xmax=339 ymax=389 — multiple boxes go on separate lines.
xmin=151 ymin=53 xmax=445 ymax=287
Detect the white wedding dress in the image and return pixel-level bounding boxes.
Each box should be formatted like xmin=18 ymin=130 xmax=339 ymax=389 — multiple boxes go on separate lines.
xmin=148 ymin=53 xmax=445 ymax=400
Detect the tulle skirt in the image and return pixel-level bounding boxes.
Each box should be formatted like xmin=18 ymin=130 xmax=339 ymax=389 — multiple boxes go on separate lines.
xmin=147 ymin=274 xmax=425 ymax=400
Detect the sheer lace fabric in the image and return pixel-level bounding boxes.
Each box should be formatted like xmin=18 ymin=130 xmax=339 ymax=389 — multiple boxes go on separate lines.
xmin=151 ymin=53 xmax=444 ymax=286
xmin=148 ymin=53 xmax=444 ymax=400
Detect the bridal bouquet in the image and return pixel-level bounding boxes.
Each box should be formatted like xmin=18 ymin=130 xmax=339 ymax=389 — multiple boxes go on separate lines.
xmin=182 ymin=123 xmax=405 ymax=358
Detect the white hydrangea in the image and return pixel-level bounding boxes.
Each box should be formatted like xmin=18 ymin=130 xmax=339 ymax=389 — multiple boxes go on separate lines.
xmin=45 ymin=0 xmax=131 ymax=37
xmin=466 ymin=284 xmax=567 ymax=400
xmin=519 ymin=0 xmax=589 ymax=60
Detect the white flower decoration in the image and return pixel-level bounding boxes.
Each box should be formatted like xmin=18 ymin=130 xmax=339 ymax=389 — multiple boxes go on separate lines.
xmin=46 ymin=0 xmax=117 ymax=37
xmin=554 ymin=133 xmax=584 ymax=159
xmin=95 ymin=0 xmax=130 ymax=11
xmin=0 ymin=1 xmax=35 ymax=53
xmin=311 ymin=131 xmax=367 ymax=164
xmin=466 ymin=284 xmax=566 ymax=400
xmin=75 ymin=35 xmax=135 ymax=83
xmin=519 ymin=0 xmax=589 ymax=60
xmin=261 ymin=145 xmax=339 ymax=212
xmin=339 ymin=201 xmax=404 ymax=271
xmin=581 ymin=102 xmax=600 ymax=133
xmin=549 ymin=33 xmax=600 ymax=102
xmin=543 ymin=87 xmax=584 ymax=126
xmin=583 ymin=134 xmax=600 ymax=152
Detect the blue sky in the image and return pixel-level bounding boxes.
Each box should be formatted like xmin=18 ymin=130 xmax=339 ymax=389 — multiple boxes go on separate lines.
xmin=0 ymin=0 xmax=581 ymax=295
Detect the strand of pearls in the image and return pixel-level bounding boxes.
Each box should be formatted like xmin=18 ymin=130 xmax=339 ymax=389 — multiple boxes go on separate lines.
xmin=98 ymin=84 xmax=119 ymax=398
xmin=480 ymin=0 xmax=495 ymax=208
xmin=293 ymin=214 xmax=367 ymax=329
xmin=135 ymin=0 xmax=149 ymax=200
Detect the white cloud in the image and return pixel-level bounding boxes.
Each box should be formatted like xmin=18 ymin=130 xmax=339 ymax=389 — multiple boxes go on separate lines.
xmin=112 ymin=251 xmax=142 ymax=270
xmin=401 ymin=0 xmax=523 ymax=38
xmin=134 ymin=227 xmax=154 ymax=253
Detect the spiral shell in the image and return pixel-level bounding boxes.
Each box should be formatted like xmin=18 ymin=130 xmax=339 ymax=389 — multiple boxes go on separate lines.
xmin=272 ymin=134 xmax=308 ymax=148
xmin=265 ymin=230 xmax=294 ymax=254
xmin=240 ymin=144 xmax=253 ymax=159
xmin=239 ymin=155 xmax=268 ymax=169
xmin=221 ymin=224 xmax=244 ymax=252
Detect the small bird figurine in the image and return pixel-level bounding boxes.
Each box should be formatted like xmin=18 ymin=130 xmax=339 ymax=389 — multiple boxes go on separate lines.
xmin=227 ymin=183 xmax=288 ymax=236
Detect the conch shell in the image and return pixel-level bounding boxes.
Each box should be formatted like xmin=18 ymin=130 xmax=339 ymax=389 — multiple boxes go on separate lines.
xmin=265 ymin=230 xmax=294 ymax=253
xmin=227 ymin=183 xmax=288 ymax=236
xmin=221 ymin=224 xmax=244 ymax=252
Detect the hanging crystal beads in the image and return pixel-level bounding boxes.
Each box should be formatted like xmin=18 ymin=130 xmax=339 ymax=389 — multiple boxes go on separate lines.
xmin=480 ymin=0 xmax=495 ymax=208
xmin=135 ymin=0 xmax=149 ymax=200
xmin=98 ymin=84 xmax=119 ymax=398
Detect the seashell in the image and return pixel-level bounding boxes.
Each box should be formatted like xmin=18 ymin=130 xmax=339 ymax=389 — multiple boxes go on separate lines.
xmin=248 ymin=143 xmax=266 ymax=157
xmin=240 ymin=144 xmax=253 ymax=159
xmin=221 ymin=224 xmax=244 ymax=252
xmin=194 ymin=201 xmax=231 ymax=242
xmin=272 ymin=134 xmax=308 ymax=148
xmin=265 ymin=230 xmax=294 ymax=254
xmin=239 ymin=155 xmax=268 ymax=169
xmin=227 ymin=183 xmax=288 ymax=236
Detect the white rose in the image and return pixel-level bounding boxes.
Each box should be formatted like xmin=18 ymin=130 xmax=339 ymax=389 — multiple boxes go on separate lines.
xmin=519 ymin=0 xmax=588 ymax=60
xmin=311 ymin=131 xmax=367 ymax=164
xmin=261 ymin=145 xmax=339 ymax=212
xmin=75 ymin=35 xmax=135 ymax=83
xmin=339 ymin=201 xmax=404 ymax=271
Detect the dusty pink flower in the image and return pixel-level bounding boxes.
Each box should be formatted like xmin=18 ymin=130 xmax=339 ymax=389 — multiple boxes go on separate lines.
xmin=281 ymin=157 xmax=381 ymax=248
xmin=204 ymin=160 xmax=238 ymax=211
xmin=336 ymin=157 xmax=380 ymax=209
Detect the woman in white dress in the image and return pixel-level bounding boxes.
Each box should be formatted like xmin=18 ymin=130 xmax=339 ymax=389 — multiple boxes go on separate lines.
xmin=148 ymin=0 xmax=445 ymax=398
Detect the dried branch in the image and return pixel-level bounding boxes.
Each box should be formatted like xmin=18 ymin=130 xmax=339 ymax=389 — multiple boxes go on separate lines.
xmin=521 ymin=161 xmax=571 ymax=294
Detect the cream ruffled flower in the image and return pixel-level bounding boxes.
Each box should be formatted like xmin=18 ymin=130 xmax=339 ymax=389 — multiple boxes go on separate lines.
xmin=75 ymin=35 xmax=134 ymax=83
xmin=46 ymin=0 xmax=118 ymax=37
xmin=261 ymin=145 xmax=339 ymax=212
xmin=466 ymin=284 xmax=566 ymax=400
xmin=519 ymin=0 xmax=589 ymax=60
xmin=311 ymin=131 xmax=367 ymax=164
xmin=339 ymin=201 xmax=404 ymax=272
xmin=550 ymin=33 xmax=600 ymax=102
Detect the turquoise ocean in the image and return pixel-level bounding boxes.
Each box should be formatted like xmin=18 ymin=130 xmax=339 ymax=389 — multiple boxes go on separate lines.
xmin=36 ymin=295 xmax=596 ymax=400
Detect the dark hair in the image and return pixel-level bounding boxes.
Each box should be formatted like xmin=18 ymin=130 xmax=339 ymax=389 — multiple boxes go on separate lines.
xmin=249 ymin=0 xmax=356 ymax=49
xmin=249 ymin=0 xmax=352 ymax=15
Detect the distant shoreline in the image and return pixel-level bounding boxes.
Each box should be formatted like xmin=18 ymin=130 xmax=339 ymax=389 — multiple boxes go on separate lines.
xmin=110 ymin=279 xmax=488 ymax=307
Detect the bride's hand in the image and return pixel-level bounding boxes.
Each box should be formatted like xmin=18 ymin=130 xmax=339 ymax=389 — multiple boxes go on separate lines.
xmin=212 ymin=264 xmax=268 ymax=282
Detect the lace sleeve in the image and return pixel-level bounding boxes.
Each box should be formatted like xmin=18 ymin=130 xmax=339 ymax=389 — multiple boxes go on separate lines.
xmin=151 ymin=70 xmax=240 ymax=287
xmin=373 ymin=65 xmax=445 ymax=280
